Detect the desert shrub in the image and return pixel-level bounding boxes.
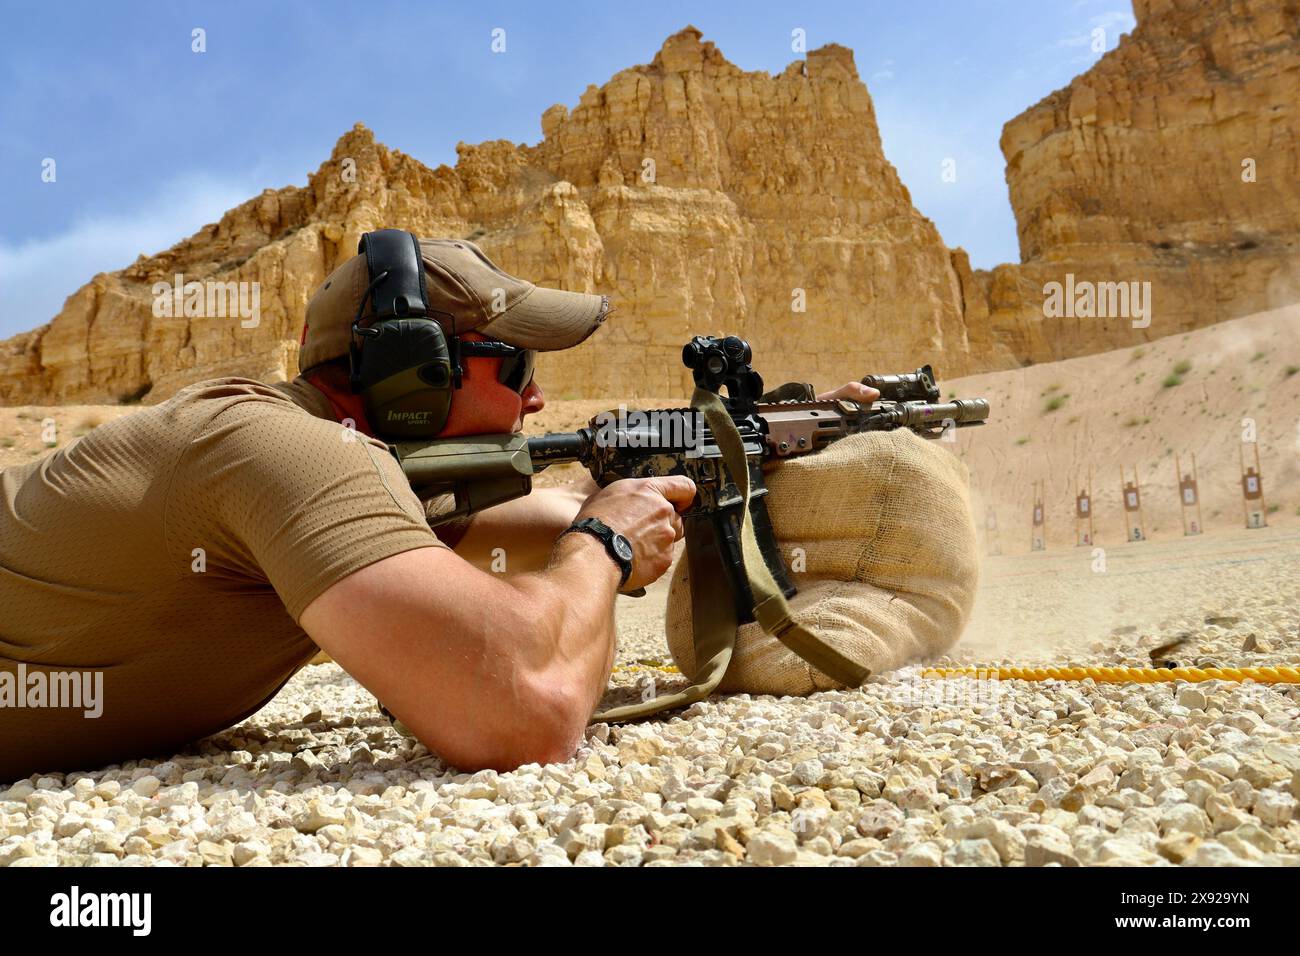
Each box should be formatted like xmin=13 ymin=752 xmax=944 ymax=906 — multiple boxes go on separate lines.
xmin=74 ymin=414 xmax=106 ymax=437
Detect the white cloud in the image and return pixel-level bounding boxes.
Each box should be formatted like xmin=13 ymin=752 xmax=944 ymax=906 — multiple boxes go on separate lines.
xmin=0 ymin=173 xmax=258 ymax=339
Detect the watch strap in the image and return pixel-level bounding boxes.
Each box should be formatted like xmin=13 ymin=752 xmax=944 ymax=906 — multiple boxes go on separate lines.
xmin=561 ymin=517 xmax=633 ymax=587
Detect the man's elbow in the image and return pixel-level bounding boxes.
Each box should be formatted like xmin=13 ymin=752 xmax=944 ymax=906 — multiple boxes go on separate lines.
xmin=499 ymin=676 xmax=589 ymax=770
xmin=433 ymin=675 xmax=590 ymax=773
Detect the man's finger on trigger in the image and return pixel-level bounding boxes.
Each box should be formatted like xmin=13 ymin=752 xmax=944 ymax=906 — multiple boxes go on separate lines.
xmin=654 ymin=475 xmax=698 ymax=508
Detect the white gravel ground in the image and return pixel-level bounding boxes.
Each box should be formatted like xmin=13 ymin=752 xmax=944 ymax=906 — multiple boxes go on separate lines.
xmin=2 ymin=529 xmax=1298 ymax=867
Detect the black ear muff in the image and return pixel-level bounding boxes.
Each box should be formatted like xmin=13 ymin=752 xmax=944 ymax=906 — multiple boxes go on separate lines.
xmin=349 ymin=229 xmax=458 ymax=439
xmin=353 ymin=318 xmax=455 ymax=438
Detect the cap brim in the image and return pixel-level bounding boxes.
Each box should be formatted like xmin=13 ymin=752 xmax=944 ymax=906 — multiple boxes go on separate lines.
xmin=479 ymin=287 xmax=609 ymax=351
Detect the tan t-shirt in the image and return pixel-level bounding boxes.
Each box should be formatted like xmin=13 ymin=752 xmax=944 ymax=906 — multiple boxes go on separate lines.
xmin=0 ymin=377 xmax=447 ymax=781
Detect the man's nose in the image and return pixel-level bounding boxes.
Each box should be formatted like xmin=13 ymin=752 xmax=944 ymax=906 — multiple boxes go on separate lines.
xmin=521 ymin=379 xmax=545 ymax=415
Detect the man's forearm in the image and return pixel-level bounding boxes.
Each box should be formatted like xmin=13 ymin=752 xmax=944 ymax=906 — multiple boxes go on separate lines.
xmin=453 ymin=483 xmax=588 ymax=573
xmin=507 ymin=530 xmax=620 ymax=742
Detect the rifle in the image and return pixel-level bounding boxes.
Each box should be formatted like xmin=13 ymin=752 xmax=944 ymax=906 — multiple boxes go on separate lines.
xmin=391 ymin=335 xmax=990 ymax=721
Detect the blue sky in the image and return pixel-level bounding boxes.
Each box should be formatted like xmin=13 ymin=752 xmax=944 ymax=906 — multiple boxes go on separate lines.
xmin=0 ymin=0 xmax=1135 ymax=338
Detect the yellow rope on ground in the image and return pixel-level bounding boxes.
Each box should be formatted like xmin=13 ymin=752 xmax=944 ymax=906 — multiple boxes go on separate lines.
xmin=921 ymin=665 xmax=1300 ymax=684
xmin=612 ymin=662 xmax=1300 ymax=685
xmin=612 ymin=663 xmax=681 ymax=674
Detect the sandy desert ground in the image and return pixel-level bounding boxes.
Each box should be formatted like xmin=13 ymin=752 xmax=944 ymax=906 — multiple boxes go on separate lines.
xmin=946 ymin=304 xmax=1300 ymax=552
xmin=1 ymin=526 xmax=1296 ymax=867
xmin=1 ymin=307 xmax=1298 ymax=866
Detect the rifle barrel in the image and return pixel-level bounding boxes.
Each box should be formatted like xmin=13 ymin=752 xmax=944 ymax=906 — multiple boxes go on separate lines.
xmin=523 ymin=394 xmax=988 ymax=471
xmin=872 ymin=397 xmax=990 ymax=430
xmin=526 ymin=431 xmax=589 ymax=468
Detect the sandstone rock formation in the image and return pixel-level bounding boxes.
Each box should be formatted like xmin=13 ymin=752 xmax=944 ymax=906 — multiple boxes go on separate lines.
xmin=1 ymin=28 xmax=976 ymax=404
xmin=976 ymin=0 xmax=1300 ymax=361
xmin=1 ymin=3 xmax=1296 ymax=405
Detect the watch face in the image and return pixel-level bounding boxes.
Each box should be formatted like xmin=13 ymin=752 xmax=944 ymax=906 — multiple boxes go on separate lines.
xmin=611 ymin=534 xmax=634 ymax=562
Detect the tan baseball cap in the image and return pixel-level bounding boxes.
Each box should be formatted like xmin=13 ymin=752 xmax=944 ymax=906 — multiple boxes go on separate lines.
xmin=299 ymin=237 xmax=609 ymax=370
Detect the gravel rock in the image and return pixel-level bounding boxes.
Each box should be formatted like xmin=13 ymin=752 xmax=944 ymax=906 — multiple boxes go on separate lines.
xmin=1176 ymin=687 xmax=1207 ymax=710
xmin=946 ymin=838 xmax=1002 ymax=866
xmin=899 ymin=842 xmax=943 ymax=866
xmin=1251 ymin=790 xmax=1296 ymax=826
xmin=747 ymin=830 xmax=799 ymax=866
xmin=130 ymin=776 xmax=161 ymax=798
xmin=1023 ymin=825 xmax=1079 ymax=867
xmin=1160 ymin=803 xmax=1210 ymax=838
xmin=1156 ymin=832 xmax=1201 ymax=863
xmin=1192 ymin=841 xmax=1248 ymax=866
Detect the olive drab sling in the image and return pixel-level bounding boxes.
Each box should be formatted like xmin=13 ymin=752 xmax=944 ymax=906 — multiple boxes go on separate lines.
xmin=589 ymin=385 xmax=871 ymax=724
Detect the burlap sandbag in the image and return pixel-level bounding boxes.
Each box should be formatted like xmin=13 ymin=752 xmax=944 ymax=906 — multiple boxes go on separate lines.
xmin=665 ymin=430 xmax=978 ymax=695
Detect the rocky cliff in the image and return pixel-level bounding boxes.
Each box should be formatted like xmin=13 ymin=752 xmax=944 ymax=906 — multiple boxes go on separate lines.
xmin=2 ymin=28 xmax=980 ymax=404
xmin=976 ymin=0 xmax=1299 ymax=361
xmin=2 ymin=4 xmax=1297 ymax=405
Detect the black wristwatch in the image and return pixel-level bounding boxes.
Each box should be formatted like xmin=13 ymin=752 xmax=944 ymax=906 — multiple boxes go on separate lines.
xmin=560 ymin=517 xmax=634 ymax=588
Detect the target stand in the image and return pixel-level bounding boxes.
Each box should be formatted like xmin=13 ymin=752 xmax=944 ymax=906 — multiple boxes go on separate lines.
xmin=1175 ymin=452 xmax=1203 ymax=536
xmin=1073 ymin=469 xmax=1095 ymax=547
xmin=1119 ymin=465 xmax=1147 ymax=542
xmin=1030 ymin=480 xmax=1046 ymax=552
xmin=1240 ymin=443 xmax=1267 ymax=529
xmin=984 ymin=504 xmax=1002 ymax=557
